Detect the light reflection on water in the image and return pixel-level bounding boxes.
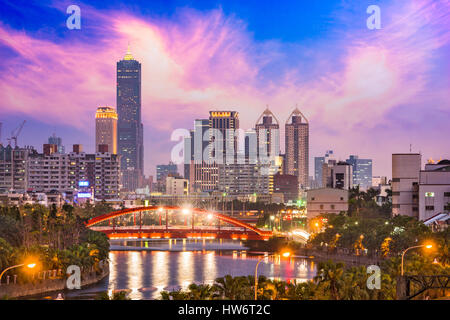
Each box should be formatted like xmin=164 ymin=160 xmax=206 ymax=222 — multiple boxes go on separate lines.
xmin=61 ymin=250 xmax=316 ymax=300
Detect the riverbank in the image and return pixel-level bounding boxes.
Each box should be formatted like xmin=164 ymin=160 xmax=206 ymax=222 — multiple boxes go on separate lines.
xmin=0 ymin=261 xmax=109 ymax=299
xmin=302 ymin=249 xmax=385 ymax=266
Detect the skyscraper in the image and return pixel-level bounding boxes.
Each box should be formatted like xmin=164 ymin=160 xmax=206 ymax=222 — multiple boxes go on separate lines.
xmin=346 ymin=155 xmax=373 ymax=190
xmin=255 ymin=107 xmax=280 ymax=163
xmin=48 ymin=133 xmax=65 ymax=154
xmin=285 ymin=107 xmax=309 ymax=190
xmin=95 ymin=106 xmax=118 ymax=154
xmin=209 ymin=111 xmax=239 ymax=163
xmin=117 ymin=46 xmax=143 ymax=191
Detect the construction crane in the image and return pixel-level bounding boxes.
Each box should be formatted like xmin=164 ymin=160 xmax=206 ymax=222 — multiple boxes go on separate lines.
xmin=7 ymin=120 xmax=26 ymax=148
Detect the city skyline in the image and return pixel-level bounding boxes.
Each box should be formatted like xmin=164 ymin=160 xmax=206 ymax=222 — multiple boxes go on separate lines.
xmin=0 ymin=0 xmax=449 ymax=178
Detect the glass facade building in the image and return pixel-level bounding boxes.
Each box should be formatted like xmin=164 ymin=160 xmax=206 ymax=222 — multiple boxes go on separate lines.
xmin=117 ymin=47 xmax=143 ymax=191
xmin=346 ymin=155 xmax=373 ymax=190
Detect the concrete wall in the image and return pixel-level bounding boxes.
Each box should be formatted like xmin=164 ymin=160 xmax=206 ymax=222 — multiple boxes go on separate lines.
xmin=0 ymin=262 xmax=109 ymax=299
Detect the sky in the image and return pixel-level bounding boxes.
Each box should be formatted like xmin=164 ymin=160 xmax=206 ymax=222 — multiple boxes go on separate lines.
xmin=0 ymin=0 xmax=449 ymax=179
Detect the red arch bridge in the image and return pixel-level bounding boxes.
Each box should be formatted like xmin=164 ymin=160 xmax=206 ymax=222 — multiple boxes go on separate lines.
xmin=85 ymin=206 xmax=272 ymax=241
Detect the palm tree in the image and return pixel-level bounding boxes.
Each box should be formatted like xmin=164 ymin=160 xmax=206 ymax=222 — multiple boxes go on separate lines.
xmin=314 ymin=261 xmax=345 ymax=300
xmin=187 ymin=283 xmax=214 ymax=300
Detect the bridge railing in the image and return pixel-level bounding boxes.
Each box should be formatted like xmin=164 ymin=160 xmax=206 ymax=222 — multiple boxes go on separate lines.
xmin=90 ymin=225 xmax=251 ymax=231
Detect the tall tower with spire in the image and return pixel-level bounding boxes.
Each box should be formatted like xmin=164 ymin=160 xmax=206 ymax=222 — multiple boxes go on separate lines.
xmin=285 ymin=106 xmax=309 ymax=192
xmin=117 ymin=45 xmax=143 ymax=191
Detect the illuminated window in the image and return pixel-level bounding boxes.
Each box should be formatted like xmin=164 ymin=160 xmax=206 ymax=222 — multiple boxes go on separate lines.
xmin=425 ymin=192 xmax=435 ymax=197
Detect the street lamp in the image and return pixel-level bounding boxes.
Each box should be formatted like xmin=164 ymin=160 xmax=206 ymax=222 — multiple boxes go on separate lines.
xmin=401 ymin=244 xmax=433 ymax=276
xmin=254 ymin=251 xmax=291 ymax=300
xmin=0 ymin=263 xmax=36 ymax=285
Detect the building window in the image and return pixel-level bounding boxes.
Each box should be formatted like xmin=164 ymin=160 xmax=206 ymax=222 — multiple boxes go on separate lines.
xmin=311 ymin=197 xmax=315 ymax=200
xmin=340 ymin=197 xmax=344 ymax=201
xmin=425 ymin=192 xmax=435 ymax=197
xmin=425 ymin=206 xmax=434 ymax=211
xmin=444 ymin=192 xmax=450 ymax=197
xmin=320 ymin=205 xmax=324 ymax=209
xmin=392 ymin=192 xmax=400 ymax=196
xmin=444 ymin=205 xmax=450 ymax=211
xmin=331 ymin=205 xmax=335 ymax=210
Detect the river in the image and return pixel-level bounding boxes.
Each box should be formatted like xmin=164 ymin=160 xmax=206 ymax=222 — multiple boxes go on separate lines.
xmin=35 ymin=241 xmax=317 ymax=300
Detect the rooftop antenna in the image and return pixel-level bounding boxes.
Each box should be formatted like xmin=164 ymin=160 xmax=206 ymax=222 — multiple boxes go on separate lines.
xmin=0 ymin=122 xmax=2 ymax=145
xmin=409 ymin=144 xmax=412 ymax=153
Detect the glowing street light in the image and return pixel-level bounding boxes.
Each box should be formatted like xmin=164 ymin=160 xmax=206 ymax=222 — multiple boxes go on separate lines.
xmin=401 ymin=243 xmax=433 ymax=276
xmin=254 ymin=251 xmax=291 ymax=300
xmin=0 ymin=262 xmax=37 ymax=285
xmin=182 ymin=208 xmax=190 ymax=215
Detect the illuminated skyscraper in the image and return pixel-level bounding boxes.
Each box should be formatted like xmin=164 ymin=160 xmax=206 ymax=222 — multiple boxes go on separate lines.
xmin=117 ymin=46 xmax=143 ymax=190
xmin=285 ymin=107 xmax=309 ymax=190
xmin=95 ymin=106 xmax=118 ymax=154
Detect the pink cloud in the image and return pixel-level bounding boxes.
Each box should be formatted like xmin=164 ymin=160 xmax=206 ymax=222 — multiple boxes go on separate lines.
xmin=0 ymin=0 xmax=449 ymax=176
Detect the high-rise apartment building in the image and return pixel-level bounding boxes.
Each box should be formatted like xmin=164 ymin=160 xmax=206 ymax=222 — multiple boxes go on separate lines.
xmin=95 ymin=106 xmax=118 ymax=154
xmin=285 ymin=107 xmax=309 ymax=190
xmin=0 ymin=145 xmax=35 ymax=193
xmin=392 ymin=153 xmax=421 ymax=217
xmin=346 ymin=155 xmax=372 ymax=190
xmin=117 ymin=46 xmax=143 ymax=191
xmin=27 ymin=145 xmax=120 ymax=200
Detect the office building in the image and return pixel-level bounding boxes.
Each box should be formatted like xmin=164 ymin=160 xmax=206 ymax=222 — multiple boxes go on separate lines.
xmin=95 ymin=106 xmax=118 ymax=154
xmin=209 ymin=111 xmax=239 ymax=163
xmin=273 ymin=173 xmax=299 ymax=202
xmin=117 ymin=46 xmax=144 ymax=191
xmin=285 ymin=107 xmax=309 ymax=190
xmin=255 ymin=107 xmax=280 ymax=163
xmin=346 ymin=155 xmax=372 ymax=190
xmin=48 ymin=134 xmax=65 ymax=154
xmin=332 ymin=162 xmax=353 ymax=190
xmin=156 ymin=162 xmax=178 ymax=182
xmin=314 ymin=150 xmax=334 ymax=187
xmin=392 ymin=153 xmax=421 ymax=217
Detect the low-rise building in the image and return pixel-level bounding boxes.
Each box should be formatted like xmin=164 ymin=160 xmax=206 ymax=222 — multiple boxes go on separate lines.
xmin=166 ymin=176 xmax=189 ymax=195
xmin=418 ymin=160 xmax=450 ymax=221
xmin=306 ymin=188 xmax=348 ymax=219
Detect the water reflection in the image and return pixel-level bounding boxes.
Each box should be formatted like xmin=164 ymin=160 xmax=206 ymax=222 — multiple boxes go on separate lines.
xmin=63 ymin=250 xmax=316 ymax=300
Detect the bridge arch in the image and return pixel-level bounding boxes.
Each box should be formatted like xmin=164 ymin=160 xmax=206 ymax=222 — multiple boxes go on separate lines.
xmin=85 ymin=206 xmax=272 ymax=240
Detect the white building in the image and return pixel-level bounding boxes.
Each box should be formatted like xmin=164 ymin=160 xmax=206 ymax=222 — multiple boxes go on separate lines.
xmin=306 ymin=188 xmax=348 ymax=219
xmin=392 ymin=153 xmax=421 ymax=217
xmin=418 ymin=160 xmax=450 ymax=221
xmin=166 ymin=176 xmax=189 ymax=195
